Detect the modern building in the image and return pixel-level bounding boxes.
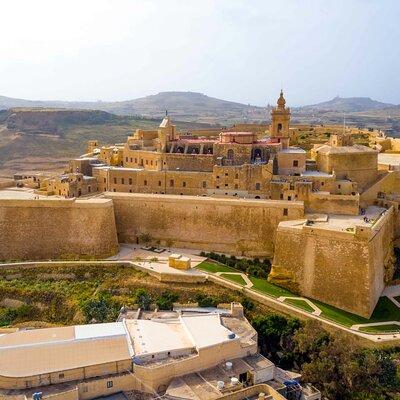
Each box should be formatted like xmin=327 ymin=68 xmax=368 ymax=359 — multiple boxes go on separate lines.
xmin=0 ymin=304 xmax=320 ymax=400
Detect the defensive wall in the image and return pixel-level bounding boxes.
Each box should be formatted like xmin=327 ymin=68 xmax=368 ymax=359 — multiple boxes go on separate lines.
xmin=270 ymin=207 xmax=395 ymax=318
xmin=105 ymin=192 xmax=305 ymax=257
xmin=0 ymin=198 xmax=118 ymax=261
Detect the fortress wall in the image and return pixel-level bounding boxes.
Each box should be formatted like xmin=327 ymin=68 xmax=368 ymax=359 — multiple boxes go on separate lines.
xmin=0 ymin=198 xmax=118 ymax=261
xmin=307 ymin=192 xmax=360 ymax=215
xmin=271 ymin=210 xmax=395 ymax=317
xmin=106 ymin=193 xmax=305 ymax=257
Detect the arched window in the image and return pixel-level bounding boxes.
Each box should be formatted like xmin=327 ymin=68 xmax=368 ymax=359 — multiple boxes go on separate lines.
xmin=277 ymin=123 xmax=282 ymax=132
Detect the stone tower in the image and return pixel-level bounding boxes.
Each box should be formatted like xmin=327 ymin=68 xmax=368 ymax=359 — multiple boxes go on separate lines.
xmin=270 ymin=90 xmax=291 ymax=149
xmin=157 ymin=116 xmax=176 ymax=153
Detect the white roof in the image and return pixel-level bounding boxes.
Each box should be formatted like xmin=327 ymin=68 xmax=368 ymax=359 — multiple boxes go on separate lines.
xmin=181 ymin=314 xmax=235 ymax=349
xmin=75 ymin=322 xmax=126 ymax=340
xmin=126 ymin=319 xmax=193 ymax=355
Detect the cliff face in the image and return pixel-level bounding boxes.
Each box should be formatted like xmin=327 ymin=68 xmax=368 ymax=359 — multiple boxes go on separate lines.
xmin=5 ymin=108 xmax=116 ymax=134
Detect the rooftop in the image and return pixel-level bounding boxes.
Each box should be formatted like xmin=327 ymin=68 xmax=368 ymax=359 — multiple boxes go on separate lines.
xmin=316 ymin=144 xmax=377 ymax=155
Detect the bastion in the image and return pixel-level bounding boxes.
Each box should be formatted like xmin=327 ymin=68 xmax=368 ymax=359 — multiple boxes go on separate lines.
xmin=0 ymin=197 xmax=118 ymax=260
xmin=270 ymin=206 xmax=395 ymax=317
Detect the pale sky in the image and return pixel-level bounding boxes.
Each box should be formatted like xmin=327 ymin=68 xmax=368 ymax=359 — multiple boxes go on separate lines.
xmin=1 ymin=0 xmax=399 ymax=106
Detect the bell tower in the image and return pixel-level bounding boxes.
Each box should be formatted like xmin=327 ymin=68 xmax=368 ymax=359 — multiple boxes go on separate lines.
xmin=270 ymin=90 xmax=291 ymax=149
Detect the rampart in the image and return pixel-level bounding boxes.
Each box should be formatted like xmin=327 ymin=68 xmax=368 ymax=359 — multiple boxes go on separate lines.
xmin=105 ymin=193 xmax=305 ymax=257
xmin=270 ymin=207 xmax=395 ymax=317
xmin=0 ymin=198 xmax=118 ymax=261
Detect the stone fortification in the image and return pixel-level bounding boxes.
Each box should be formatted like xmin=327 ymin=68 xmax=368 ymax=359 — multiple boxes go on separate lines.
xmin=0 ymin=198 xmax=118 ymax=260
xmin=270 ymin=207 xmax=395 ymax=317
xmin=106 ymin=192 xmax=304 ymax=257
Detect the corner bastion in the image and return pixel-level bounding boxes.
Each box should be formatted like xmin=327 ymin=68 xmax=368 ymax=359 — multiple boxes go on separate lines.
xmin=270 ymin=206 xmax=395 ymax=318
xmin=0 ymin=198 xmax=118 ymax=260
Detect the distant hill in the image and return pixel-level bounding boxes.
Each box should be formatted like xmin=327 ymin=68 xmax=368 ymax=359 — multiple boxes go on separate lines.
xmin=0 ymin=92 xmax=266 ymax=124
xmin=298 ymin=96 xmax=395 ymax=113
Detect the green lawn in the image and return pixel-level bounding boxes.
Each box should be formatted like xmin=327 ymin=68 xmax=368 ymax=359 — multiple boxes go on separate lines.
xmin=313 ymin=296 xmax=400 ymax=330
xmin=196 ymin=261 xmax=238 ymax=273
xmin=249 ymin=276 xmax=293 ymax=298
xmin=197 ymin=260 xmax=400 ymax=334
xmin=284 ymin=298 xmax=315 ymax=313
xmin=359 ymin=324 xmax=400 ymax=334
xmin=219 ymin=273 xmax=247 ymax=286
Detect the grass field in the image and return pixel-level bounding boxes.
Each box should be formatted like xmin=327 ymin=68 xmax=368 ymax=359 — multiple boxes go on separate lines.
xmin=284 ymin=298 xmax=315 ymax=313
xmin=196 ymin=260 xmax=400 ymax=333
xmin=359 ymin=324 xmax=400 ymax=333
xmin=219 ymin=273 xmax=247 ymax=286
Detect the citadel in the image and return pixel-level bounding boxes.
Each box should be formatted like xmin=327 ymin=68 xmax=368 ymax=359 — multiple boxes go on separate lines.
xmin=0 ymin=91 xmax=400 ymax=399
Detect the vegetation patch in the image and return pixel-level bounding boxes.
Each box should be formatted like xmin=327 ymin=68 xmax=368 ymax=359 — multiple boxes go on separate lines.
xmin=283 ymin=298 xmax=315 ymax=313
xmin=359 ymin=324 xmax=400 ymax=334
xmin=219 ymin=273 xmax=247 ymax=286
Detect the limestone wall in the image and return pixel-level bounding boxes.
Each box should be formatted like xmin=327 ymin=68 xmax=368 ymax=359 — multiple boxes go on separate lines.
xmin=0 ymin=198 xmax=118 ymax=261
xmin=271 ymin=208 xmax=395 ymax=317
xmin=106 ymin=193 xmax=304 ymax=257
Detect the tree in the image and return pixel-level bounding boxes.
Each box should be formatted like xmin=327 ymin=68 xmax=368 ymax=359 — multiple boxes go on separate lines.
xmin=195 ymin=292 xmax=220 ymax=308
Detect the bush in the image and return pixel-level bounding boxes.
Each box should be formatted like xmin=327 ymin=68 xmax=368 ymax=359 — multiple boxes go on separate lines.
xmin=81 ymin=294 xmax=120 ymax=323
xmin=134 ymin=288 xmax=152 ymax=310
xmin=156 ymin=290 xmax=179 ymax=310
xmin=195 ymin=292 xmax=220 ymax=308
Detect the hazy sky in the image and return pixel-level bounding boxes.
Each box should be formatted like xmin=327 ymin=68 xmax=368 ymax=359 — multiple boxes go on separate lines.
xmin=1 ymin=0 xmax=399 ymax=106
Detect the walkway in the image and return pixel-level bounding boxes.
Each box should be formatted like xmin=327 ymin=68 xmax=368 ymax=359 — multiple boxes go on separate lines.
xmin=215 ymin=272 xmax=253 ymax=288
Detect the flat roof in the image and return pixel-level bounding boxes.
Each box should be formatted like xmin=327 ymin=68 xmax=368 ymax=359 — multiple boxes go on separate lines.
xmin=0 ymin=323 xmax=131 ymax=378
xmin=316 ymin=144 xmax=377 ymax=155
xmin=279 ymin=147 xmax=306 ymax=154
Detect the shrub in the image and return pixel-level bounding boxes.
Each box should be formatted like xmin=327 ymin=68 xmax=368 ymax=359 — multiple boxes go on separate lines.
xmin=156 ymin=290 xmax=179 ymax=310
xmin=81 ymin=294 xmax=120 ymax=323
xmin=134 ymin=288 xmax=152 ymax=310
xmin=196 ymin=292 xmax=220 ymax=308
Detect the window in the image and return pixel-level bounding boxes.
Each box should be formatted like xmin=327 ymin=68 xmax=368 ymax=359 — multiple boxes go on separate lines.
xmin=234 ymin=184 xmax=238 ymax=189
xmin=130 ymin=157 xmax=132 ymax=162
xmin=121 ymin=178 xmax=124 ymax=185
xmin=225 ymin=173 xmax=228 ymax=176
xmin=216 ymin=185 xmax=220 ymax=189
xmin=129 ymin=178 xmax=132 ymax=185
xmin=227 ymin=149 xmax=234 ymax=160
xmin=135 ymin=158 xmax=137 ymax=163
xmin=144 ymin=180 xmax=147 ymax=186
xmin=113 ymin=188 xmax=116 ymax=192
xmin=255 ymin=183 xmax=261 ymax=190
xmin=202 ymin=181 xmax=206 ymax=188
xmin=183 ymin=182 xmax=186 ymax=187
xmin=170 ymin=179 xmax=174 ymax=187
xmin=107 ymin=381 xmax=113 ymax=389
xmin=146 ymin=160 xmax=148 ymax=165
xmin=338 ymin=184 xmax=341 ymax=189
xmin=280 ymin=193 xmax=283 ymax=200
xmin=235 ymin=173 xmax=238 ymax=179
xmin=225 ymin=184 xmax=228 ymax=187
xmin=283 ymin=208 xmax=288 ymax=216
xmin=288 ymin=196 xmax=291 ymax=201
xmin=158 ymin=181 xmax=162 ymax=186
xmin=216 ymin=175 xmax=220 ymax=179
xmin=321 ymin=182 xmax=324 ymax=186
xmin=103 ymin=178 xmax=106 ymax=183
xmin=293 ymin=160 xmax=298 ymax=167
xmin=88 ymin=186 xmax=91 ymax=193
xmin=59 ymin=373 xmax=65 ymax=379
xmin=125 ymin=157 xmax=128 ymax=162
xmin=113 ymin=177 xmax=117 ymax=184
xmin=151 ymin=160 xmax=153 ymax=166
xmin=129 ymin=189 xmax=132 ymax=193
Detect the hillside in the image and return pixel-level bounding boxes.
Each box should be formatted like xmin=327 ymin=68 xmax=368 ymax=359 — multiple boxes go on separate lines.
xmin=0 ymin=109 xmax=217 ymax=176
xmin=297 ymin=96 xmax=395 ymax=113
xmin=0 ymin=92 xmax=266 ymax=125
